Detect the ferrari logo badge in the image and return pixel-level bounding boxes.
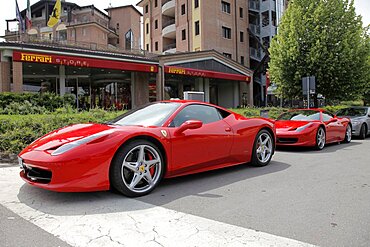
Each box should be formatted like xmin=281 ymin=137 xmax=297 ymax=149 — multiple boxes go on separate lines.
xmin=161 ymin=130 xmax=168 ymax=137
xmin=139 ymin=165 xmax=145 ymax=173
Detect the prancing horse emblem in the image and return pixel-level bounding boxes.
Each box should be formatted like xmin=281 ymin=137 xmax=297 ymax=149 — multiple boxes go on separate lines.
xmin=161 ymin=130 xmax=168 ymax=137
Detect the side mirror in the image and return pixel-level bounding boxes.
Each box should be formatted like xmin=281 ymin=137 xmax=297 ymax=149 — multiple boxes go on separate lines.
xmin=329 ymin=118 xmax=338 ymax=123
xmin=175 ymin=120 xmax=203 ymax=135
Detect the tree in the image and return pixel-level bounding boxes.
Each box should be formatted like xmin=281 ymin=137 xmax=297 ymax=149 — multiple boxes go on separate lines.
xmin=269 ymin=0 xmax=369 ymax=103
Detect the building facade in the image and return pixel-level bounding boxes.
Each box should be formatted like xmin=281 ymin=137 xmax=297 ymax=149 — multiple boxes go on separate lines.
xmin=1 ymin=0 xmax=254 ymax=109
xmin=248 ymin=0 xmax=288 ymax=106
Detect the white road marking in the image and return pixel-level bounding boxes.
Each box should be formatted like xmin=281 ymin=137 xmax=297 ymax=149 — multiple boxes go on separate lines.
xmin=0 ymin=167 xmax=317 ymax=247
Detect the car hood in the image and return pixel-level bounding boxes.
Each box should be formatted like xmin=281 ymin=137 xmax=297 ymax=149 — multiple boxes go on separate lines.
xmin=275 ymin=120 xmax=312 ymax=130
xmin=24 ymin=123 xmax=114 ymax=152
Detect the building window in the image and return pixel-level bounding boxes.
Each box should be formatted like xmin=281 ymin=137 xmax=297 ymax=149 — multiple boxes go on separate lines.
xmin=223 ymin=53 xmax=232 ymax=59
xmin=71 ymin=29 xmax=75 ymax=38
xmin=181 ymin=4 xmax=186 ymax=15
xmin=222 ymin=26 xmax=231 ymax=39
xmin=146 ymin=44 xmax=149 ymax=50
xmin=155 ymin=0 xmax=158 ymax=7
xmin=145 ymin=5 xmax=148 ymax=13
xmin=155 ymin=20 xmax=158 ymax=29
xmin=146 ymin=23 xmax=149 ymax=34
xmin=182 ymin=29 xmax=186 ymax=40
xmin=155 ymin=41 xmax=158 ymax=51
xmin=239 ymin=7 xmax=243 ymax=18
xmin=125 ymin=29 xmax=134 ymax=50
xmin=116 ymin=23 xmax=120 ymax=30
xmin=240 ymin=56 xmax=245 ymax=65
xmin=195 ymin=21 xmax=200 ymax=35
xmin=194 ymin=0 xmax=199 ymax=8
xmin=221 ymin=1 xmax=231 ymax=14
xmin=82 ymin=28 xmax=86 ymax=36
xmin=240 ymin=31 xmax=244 ymax=42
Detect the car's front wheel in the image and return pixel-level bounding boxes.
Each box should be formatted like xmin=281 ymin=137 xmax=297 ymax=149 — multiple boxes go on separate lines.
xmin=315 ymin=127 xmax=326 ymax=150
xmin=110 ymin=140 xmax=165 ymax=197
xmin=251 ymin=129 xmax=274 ymax=167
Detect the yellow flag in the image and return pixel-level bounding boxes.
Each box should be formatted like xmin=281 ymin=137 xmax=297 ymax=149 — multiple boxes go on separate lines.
xmin=47 ymin=0 xmax=61 ymax=27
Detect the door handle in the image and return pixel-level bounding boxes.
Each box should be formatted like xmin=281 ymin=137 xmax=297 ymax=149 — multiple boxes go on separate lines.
xmin=225 ymin=127 xmax=232 ymax=132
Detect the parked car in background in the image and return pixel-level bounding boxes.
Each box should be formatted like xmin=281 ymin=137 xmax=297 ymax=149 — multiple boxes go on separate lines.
xmin=275 ymin=109 xmax=351 ymax=150
xmin=336 ymin=107 xmax=370 ymax=139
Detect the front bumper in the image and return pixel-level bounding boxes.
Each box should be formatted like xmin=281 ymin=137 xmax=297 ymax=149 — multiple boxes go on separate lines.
xmin=18 ymin=149 xmax=111 ymax=192
xmin=276 ymin=129 xmax=316 ymax=147
xmin=351 ymin=122 xmax=362 ymax=136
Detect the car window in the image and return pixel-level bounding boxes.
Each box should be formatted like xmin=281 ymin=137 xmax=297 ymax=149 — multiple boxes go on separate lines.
xmin=337 ymin=108 xmax=367 ymax=117
xmin=110 ymin=102 xmax=181 ymax=127
xmin=277 ymin=110 xmax=320 ymax=121
xmin=171 ymin=104 xmax=222 ymax=127
xmin=322 ymin=112 xmax=334 ymax=122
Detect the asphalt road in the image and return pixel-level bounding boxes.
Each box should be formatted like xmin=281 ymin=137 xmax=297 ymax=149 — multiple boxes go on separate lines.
xmin=1 ymin=138 xmax=369 ymax=246
xmin=137 ymin=138 xmax=370 ymax=247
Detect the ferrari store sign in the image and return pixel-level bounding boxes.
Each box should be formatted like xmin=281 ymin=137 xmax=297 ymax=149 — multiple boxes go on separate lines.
xmin=165 ymin=66 xmax=251 ymax=82
xmin=13 ymin=51 xmax=158 ymax=73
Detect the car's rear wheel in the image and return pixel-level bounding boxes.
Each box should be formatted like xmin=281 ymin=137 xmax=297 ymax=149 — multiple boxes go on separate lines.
xmin=343 ymin=124 xmax=352 ymax=143
xmin=315 ymin=127 xmax=326 ymax=150
xmin=359 ymin=124 xmax=367 ymax=140
xmin=251 ymin=129 xmax=274 ymax=167
xmin=110 ymin=140 xmax=164 ymax=197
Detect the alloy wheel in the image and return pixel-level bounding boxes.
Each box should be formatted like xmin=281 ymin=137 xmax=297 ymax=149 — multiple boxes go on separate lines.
xmin=317 ymin=128 xmax=326 ymax=150
xmin=121 ymin=144 xmax=162 ymax=194
xmin=256 ymin=133 xmax=273 ymax=163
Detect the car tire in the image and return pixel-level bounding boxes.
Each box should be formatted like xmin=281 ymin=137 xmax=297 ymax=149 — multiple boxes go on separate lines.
xmin=315 ymin=127 xmax=326 ymax=150
xmin=359 ymin=124 xmax=367 ymax=140
xmin=110 ymin=140 xmax=165 ymax=197
xmin=251 ymin=129 xmax=274 ymax=167
xmin=343 ymin=124 xmax=352 ymax=143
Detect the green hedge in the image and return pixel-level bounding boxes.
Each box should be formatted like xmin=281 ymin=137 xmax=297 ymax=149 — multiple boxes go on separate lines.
xmin=0 ymin=92 xmax=74 ymax=114
xmin=0 ymin=109 xmax=123 ymax=155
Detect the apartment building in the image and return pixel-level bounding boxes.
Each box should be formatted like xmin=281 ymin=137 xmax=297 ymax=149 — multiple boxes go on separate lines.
xmin=248 ymin=0 xmax=288 ymax=105
xmin=4 ymin=0 xmax=142 ymax=51
xmin=138 ymin=0 xmax=249 ymax=67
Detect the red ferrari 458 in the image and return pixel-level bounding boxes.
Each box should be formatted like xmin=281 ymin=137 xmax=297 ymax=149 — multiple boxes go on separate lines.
xmin=275 ymin=109 xmax=351 ymax=150
xmin=18 ymin=101 xmax=276 ymax=197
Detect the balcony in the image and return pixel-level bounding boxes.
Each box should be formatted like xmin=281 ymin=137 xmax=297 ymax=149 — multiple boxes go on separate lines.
xmin=163 ymin=43 xmax=176 ymax=54
xmin=162 ymin=0 xmax=175 ymax=17
xmin=260 ymin=0 xmax=276 ymax=12
xmin=162 ymin=19 xmax=176 ymax=39
xmin=249 ymin=1 xmax=260 ymax=12
xmin=249 ymin=24 xmax=261 ymax=36
xmin=250 ymin=47 xmax=263 ymax=61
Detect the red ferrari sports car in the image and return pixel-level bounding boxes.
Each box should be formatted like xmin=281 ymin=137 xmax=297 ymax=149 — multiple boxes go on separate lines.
xmin=18 ymin=101 xmax=276 ymax=197
xmin=275 ymin=109 xmax=351 ymax=150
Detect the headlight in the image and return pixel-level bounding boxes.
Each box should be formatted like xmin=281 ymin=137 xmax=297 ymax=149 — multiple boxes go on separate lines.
xmin=296 ymin=123 xmax=313 ymax=132
xmin=351 ymin=120 xmax=360 ymax=125
xmin=51 ymin=129 xmax=114 ymax=156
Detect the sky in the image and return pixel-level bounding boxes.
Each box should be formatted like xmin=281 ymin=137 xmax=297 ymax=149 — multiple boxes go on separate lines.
xmin=0 ymin=0 xmax=369 ymax=37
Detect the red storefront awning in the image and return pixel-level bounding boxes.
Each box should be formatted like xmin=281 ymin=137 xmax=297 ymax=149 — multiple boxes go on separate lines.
xmin=13 ymin=51 xmax=158 ymax=73
xmin=164 ymin=66 xmax=251 ymax=82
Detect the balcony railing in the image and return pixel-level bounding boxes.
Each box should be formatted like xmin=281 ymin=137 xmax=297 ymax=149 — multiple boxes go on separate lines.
xmin=249 ymin=1 xmax=260 ymax=11
xmin=163 ymin=43 xmax=176 ymax=52
xmin=162 ymin=19 xmax=175 ymax=29
xmin=8 ymin=34 xmax=151 ymax=57
xmin=250 ymin=47 xmax=262 ymax=61
xmin=249 ymin=24 xmax=261 ymax=35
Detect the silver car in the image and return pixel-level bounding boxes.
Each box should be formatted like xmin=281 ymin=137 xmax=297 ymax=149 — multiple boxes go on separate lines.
xmin=336 ymin=107 xmax=370 ymax=139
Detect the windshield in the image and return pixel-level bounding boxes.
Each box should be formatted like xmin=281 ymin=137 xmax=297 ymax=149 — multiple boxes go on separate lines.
xmin=109 ymin=102 xmax=181 ymax=127
xmin=337 ymin=108 xmax=367 ymax=117
xmin=277 ymin=110 xmax=320 ymax=121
